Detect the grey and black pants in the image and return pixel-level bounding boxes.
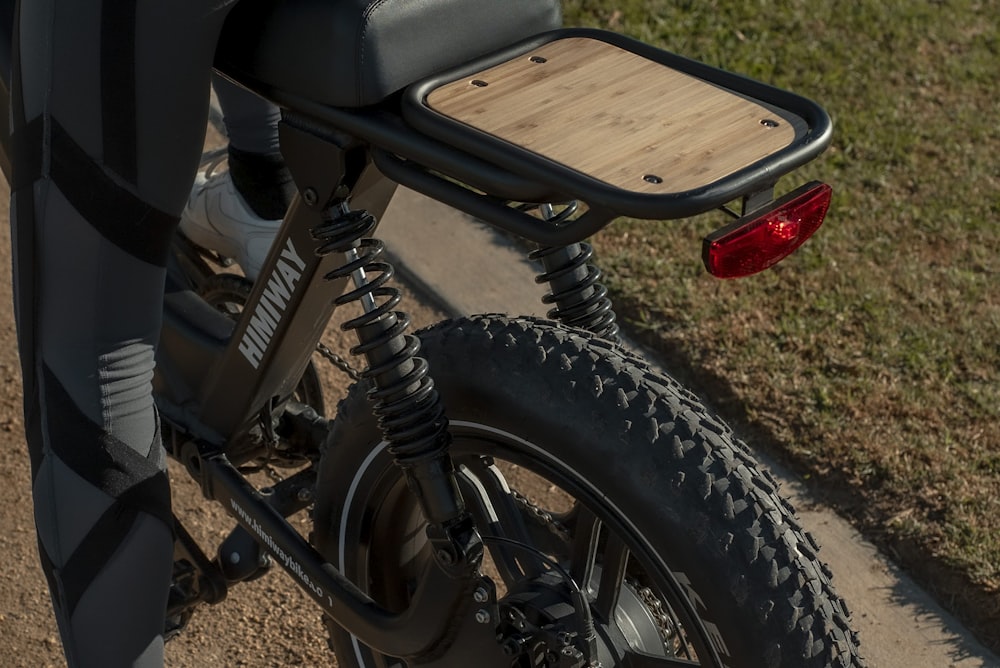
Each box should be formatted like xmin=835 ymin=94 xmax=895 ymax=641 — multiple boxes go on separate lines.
xmin=9 ymin=1 xmax=248 ymax=665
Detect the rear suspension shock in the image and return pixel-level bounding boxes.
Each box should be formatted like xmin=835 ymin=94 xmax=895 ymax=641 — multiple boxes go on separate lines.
xmin=529 ymin=203 xmax=620 ymax=341
xmin=311 ymin=202 xmax=479 ymax=567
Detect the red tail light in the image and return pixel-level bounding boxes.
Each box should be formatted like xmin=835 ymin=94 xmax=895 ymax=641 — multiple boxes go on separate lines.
xmin=703 ymin=182 xmax=832 ymax=278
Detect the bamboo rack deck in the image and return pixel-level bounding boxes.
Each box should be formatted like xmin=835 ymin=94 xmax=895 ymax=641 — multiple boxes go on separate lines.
xmin=425 ymin=37 xmax=808 ymax=195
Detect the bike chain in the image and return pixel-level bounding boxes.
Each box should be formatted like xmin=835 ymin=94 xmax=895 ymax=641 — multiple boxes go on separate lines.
xmin=265 ymin=464 xmax=285 ymax=485
xmin=636 ymin=585 xmax=682 ymax=649
xmin=315 ymin=341 xmax=362 ymax=382
xmin=511 ymin=488 xmax=572 ymax=543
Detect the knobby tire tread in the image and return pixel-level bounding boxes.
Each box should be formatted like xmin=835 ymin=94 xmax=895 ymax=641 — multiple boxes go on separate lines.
xmin=317 ymin=314 xmax=865 ymax=668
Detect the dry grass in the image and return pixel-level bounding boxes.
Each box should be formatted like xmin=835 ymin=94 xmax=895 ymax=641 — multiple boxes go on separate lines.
xmin=564 ymin=0 xmax=1000 ymax=651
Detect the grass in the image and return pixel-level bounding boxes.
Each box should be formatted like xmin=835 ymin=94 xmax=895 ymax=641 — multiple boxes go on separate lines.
xmin=562 ymin=0 xmax=1000 ymax=651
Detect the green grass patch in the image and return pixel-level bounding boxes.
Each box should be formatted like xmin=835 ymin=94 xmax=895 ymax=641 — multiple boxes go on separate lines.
xmin=563 ymin=0 xmax=1000 ymax=649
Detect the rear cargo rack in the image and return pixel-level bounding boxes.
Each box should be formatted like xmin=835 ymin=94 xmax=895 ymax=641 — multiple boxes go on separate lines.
xmin=403 ymin=28 xmax=832 ymax=222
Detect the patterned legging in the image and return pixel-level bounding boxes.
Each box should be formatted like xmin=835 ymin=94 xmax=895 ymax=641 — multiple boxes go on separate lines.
xmin=10 ymin=1 xmax=240 ymax=665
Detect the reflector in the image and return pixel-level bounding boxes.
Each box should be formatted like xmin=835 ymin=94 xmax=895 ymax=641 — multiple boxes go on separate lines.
xmin=702 ymin=182 xmax=832 ymax=278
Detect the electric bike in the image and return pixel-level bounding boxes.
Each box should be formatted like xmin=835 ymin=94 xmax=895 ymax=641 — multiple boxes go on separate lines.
xmin=0 ymin=1 xmax=865 ymax=666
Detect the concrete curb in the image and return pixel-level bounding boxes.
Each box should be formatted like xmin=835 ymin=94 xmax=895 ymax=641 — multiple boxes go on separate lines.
xmin=379 ymin=186 xmax=1000 ymax=668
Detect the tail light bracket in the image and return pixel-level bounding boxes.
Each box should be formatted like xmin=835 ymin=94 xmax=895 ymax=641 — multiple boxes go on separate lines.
xmin=741 ymin=184 xmax=777 ymax=216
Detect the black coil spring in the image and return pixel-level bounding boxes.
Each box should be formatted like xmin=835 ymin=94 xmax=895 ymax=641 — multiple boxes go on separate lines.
xmin=530 ymin=241 xmax=620 ymax=341
xmin=312 ymin=209 xmax=447 ymax=464
xmin=521 ymin=202 xmax=619 ymax=340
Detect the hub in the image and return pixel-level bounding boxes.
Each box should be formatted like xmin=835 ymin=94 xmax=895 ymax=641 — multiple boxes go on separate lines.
xmin=414 ymin=567 xmax=670 ymax=667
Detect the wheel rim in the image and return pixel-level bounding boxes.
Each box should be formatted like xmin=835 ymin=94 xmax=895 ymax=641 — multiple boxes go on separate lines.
xmin=333 ymin=420 xmax=728 ymax=668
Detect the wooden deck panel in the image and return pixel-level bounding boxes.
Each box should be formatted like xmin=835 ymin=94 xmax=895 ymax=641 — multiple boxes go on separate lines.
xmin=426 ymin=37 xmax=807 ymax=194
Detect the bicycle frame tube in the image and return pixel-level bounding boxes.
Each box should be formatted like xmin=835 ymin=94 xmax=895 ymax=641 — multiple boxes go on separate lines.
xmin=157 ymin=116 xmax=484 ymax=655
xmin=202 ymin=451 xmax=478 ymax=658
xmin=157 ymin=116 xmax=398 ymax=446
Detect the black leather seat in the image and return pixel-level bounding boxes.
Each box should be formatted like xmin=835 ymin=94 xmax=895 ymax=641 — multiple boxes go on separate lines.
xmin=216 ymin=0 xmax=562 ymax=108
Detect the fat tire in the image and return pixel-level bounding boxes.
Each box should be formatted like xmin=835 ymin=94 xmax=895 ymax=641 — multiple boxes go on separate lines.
xmin=314 ymin=315 xmax=865 ymax=667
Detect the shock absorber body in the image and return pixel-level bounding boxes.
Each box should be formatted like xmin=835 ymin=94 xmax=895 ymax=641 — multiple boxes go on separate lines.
xmin=530 ymin=203 xmax=620 ymax=342
xmin=312 ymin=201 xmax=481 ymax=571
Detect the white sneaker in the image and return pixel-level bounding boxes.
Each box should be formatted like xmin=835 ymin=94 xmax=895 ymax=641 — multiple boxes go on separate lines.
xmin=179 ymin=168 xmax=282 ymax=281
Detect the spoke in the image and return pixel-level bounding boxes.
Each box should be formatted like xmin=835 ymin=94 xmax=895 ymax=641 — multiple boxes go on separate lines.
xmin=568 ymin=505 xmax=601 ymax=590
xmin=457 ymin=459 xmax=542 ymax=581
xmin=594 ymin=532 xmax=630 ymax=621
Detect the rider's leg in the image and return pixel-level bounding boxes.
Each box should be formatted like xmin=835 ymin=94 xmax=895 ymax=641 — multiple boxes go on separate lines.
xmin=213 ymin=74 xmax=295 ymax=220
xmin=179 ymin=76 xmax=294 ymax=280
xmin=9 ymin=0 xmax=236 ymax=665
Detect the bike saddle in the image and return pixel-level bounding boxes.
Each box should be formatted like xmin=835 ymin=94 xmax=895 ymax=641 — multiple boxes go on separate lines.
xmin=215 ymin=0 xmax=562 ymax=108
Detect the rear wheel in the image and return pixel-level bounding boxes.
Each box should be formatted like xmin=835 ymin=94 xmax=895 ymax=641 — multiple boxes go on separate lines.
xmin=314 ymin=315 xmax=864 ymax=667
